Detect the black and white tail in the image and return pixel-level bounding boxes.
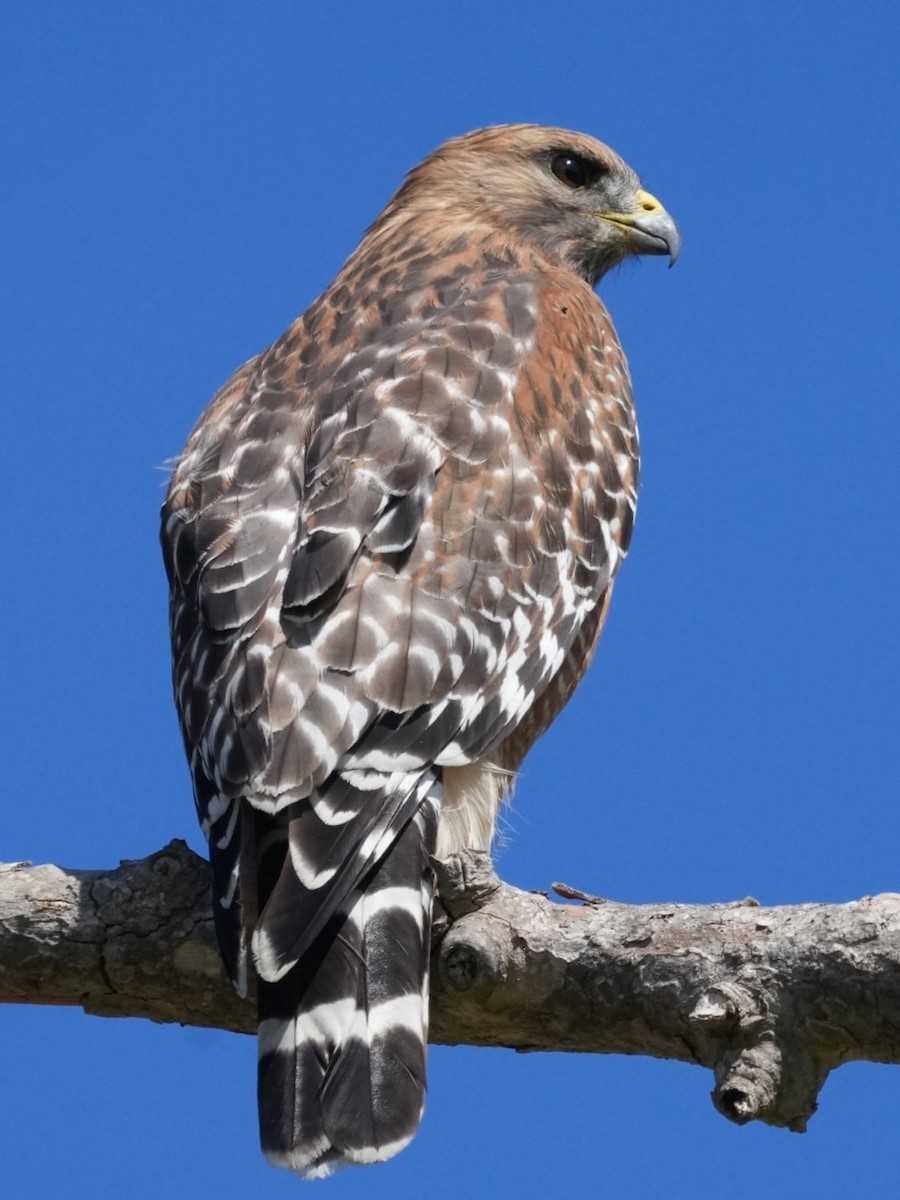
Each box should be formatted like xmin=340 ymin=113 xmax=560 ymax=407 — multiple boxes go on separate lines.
xmin=252 ymin=775 xmax=440 ymax=1179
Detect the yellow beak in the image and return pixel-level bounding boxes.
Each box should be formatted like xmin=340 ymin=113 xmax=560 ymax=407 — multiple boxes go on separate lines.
xmin=595 ymin=189 xmax=681 ymax=264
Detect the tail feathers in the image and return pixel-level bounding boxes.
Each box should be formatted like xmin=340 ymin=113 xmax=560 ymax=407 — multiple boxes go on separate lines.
xmin=253 ymin=774 xmax=431 ymax=982
xmin=256 ymin=784 xmax=439 ymax=1178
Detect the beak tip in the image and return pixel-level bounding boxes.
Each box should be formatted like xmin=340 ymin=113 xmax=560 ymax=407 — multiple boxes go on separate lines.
xmin=666 ymin=228 xmax=682 ymax=268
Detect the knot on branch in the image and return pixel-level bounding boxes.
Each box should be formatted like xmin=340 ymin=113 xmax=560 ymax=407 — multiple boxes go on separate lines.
xmin=689 ymin=982 xmax=751 ymax=1035
xmin=713 ymin=1032 xmax=783 ymax=1126
xmin=437 ymin=921 xmax=510 ymax=998
xmin=689 ymin=981 xmax=825 ymax=1132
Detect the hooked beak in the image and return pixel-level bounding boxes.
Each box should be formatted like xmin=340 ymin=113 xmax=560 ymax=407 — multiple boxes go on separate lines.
xmin=596 ymin=189 xmax=681 ymax=265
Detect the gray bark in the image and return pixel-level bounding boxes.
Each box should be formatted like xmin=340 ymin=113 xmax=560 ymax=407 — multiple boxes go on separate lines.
xmin=2 ymin=839 xmax=899 ymax=1132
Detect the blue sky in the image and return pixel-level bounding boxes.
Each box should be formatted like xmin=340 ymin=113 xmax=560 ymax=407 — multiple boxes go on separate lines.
xmin=3 ymin=2 xmax=899 ymax=1197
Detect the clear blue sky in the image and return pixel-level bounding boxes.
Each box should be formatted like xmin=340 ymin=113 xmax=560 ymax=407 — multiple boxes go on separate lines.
xmin=3 ymin=3 xmax=899 ymax=1197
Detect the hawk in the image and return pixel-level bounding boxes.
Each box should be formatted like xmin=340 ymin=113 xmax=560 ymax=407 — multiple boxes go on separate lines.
xmin=161 ymin=125 xmax=679 ymax=1178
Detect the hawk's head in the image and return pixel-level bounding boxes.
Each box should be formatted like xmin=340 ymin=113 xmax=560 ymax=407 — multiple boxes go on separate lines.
xmin=392 ymin=124 xmax=681 ymax=285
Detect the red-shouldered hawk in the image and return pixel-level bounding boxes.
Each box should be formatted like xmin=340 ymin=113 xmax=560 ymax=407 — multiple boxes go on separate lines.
xmin=161 ymin=125 xmax=679 ymax=1178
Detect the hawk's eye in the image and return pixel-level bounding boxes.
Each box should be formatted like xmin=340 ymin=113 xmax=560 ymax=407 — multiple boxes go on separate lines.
xmin=551 ymin=153 xmax=596 ymax=189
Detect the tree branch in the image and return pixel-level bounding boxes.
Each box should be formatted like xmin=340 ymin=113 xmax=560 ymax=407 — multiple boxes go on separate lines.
xmin=3 ymin=840 xmax=900 ymax=1132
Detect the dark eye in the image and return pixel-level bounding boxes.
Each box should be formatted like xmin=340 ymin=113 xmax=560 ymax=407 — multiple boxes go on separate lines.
xmin=551 ymin=152 xmax=595 ymax=189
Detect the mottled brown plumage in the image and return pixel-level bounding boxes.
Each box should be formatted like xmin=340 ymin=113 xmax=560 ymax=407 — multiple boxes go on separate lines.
xmin=161 ymin=124 xmax=679 ymax=1177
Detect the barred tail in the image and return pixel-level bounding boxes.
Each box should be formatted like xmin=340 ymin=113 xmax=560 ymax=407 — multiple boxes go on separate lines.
xmin=255 ymin=788 xmax=439 ymax=1179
